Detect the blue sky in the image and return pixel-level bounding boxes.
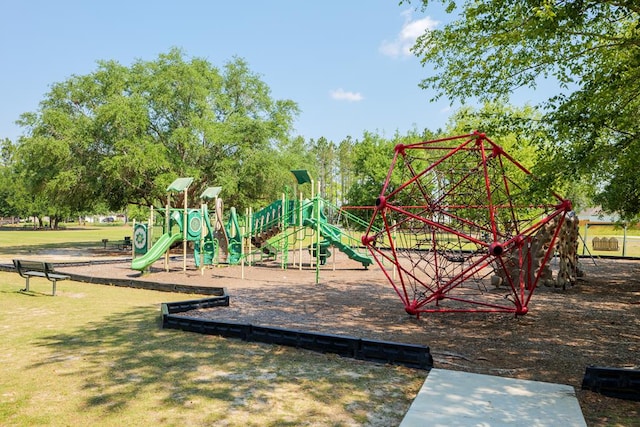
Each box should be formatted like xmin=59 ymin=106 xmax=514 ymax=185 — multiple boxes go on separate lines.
xmin=1 ymin=1 xmax=457 ymax=143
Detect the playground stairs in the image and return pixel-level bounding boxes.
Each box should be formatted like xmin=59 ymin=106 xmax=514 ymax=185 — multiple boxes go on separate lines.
xmin=244 ymin=198 xmax=372 ymax=268
xmin=251 ymin=225 xmax=282 ymax=248
xmin=259 ymin=243 xmax=278 ymax=258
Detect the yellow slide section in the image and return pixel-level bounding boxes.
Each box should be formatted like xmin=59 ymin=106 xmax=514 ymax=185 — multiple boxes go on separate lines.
xmin=131 ymin=232 xmax=182 ymax=271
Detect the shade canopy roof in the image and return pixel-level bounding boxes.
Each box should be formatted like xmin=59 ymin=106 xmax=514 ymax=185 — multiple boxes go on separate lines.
xmin=291 ymin=169 xmax=312 ymax=185
xmin=200 ymin=186 xmax=222 ymax=200
xmin=166 ymin=177 xmax=194 ymax=193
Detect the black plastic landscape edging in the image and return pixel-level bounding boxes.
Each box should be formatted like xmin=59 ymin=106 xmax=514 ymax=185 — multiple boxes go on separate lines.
xmin=61 ymin=259 xmax=227 ymax=296
xmin=582 ymin=366 xmax=640 ymax=401
xmin=162 ymin=298 xmax=434 ymax=370
xmin=1 ymin=261 xmax=227 ymax=296
xmin=67 ymin=272 xmax=228 ymax=295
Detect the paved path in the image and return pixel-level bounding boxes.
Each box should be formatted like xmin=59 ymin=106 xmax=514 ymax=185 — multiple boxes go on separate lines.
xmin=400 ymin=368 xmax=587 ymax=427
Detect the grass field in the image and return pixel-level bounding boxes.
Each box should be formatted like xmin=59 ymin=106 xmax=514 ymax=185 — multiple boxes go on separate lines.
xmin=0 ymin=225 xmax=131 ymax=259
xmin=1 ymin=224 xmax=635 ymax=425
xmin=578 ymin=223 xmax=640 ymax=258
xmin=0 ymin=225 xmax=129 ymax=243
xmin=0 ymin=227 xmax=423 ymax=426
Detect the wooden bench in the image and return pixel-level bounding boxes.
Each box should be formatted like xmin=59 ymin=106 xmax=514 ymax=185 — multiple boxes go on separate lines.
xmin=13 ymin=259 xmax=71 ymax=296
xmin=592 ymin=236 xmax=619 ymax=251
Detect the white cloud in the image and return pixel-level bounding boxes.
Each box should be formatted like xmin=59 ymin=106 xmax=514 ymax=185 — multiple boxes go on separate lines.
xmin=330 ymin=88 xmax=364 ymax=102
xmin=380 ymin=11 xmax=439 ymax=58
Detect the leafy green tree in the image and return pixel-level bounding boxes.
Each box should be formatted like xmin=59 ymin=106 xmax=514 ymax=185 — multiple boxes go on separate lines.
xmin=0 ymin=138 xmax=50 ymax=225
xmin=15 ymin=48 xmax=299 ymax=221
xmin=346 ymin=128 xmax=438 ymax=225
xmin=337 ymin=137 xmax=356 ymax=205
xmin=0 ymin=138 xmax=17 ymax=218
xmin=346 ymin=131 xmax=396 ymax=209
xmin=443 ymin=102 xmax=579 ymax=229
xmin=408 ymin=0 xmax=640 ymax=220
xmin=276 ymin=135 xmax=317 ymax=199
xmin=310 ymin=137 xmax=337 ymax=202
xmin=444 ymin=102 xmax=541 ymax=170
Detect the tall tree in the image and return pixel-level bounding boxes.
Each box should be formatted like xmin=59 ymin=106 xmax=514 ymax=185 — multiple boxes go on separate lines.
xmin=15 ymin=48 xmax=299 ymax=220
xmin=346 ymin=132 xmax=396 ymax=208
xmin=445 ymin=102 xmax=595 ymax=211
xmin=445 ymin=102 xmax=541 ymax=170
xmin=346 ymin=128 xmax=438 ymax=225
xmin=0 ymin=139 xmax=18 ymax=218
xmin=337 ymin=137 xmax=355 ymax=206
xmin=408 ymin=0 xmax=640 ymax=220
xmin=310 ymin=137 xmax=337 ymax=202
xmin=277 ymin=135 xmax=317 ymax=198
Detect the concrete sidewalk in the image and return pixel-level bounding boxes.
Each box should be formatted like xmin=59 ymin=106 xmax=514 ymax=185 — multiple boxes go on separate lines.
xmin=400 ymin=369 xmax=587 ymax=427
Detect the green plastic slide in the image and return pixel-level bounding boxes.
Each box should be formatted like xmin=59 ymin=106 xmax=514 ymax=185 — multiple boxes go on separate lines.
xmin=131 ymin=232 xmax=183 ymax=271
xmin=194 ymin=206 xmax=216 ymax=267
xmin=225 ymin=207 xmax=243 ymax=264
xmin=304 ymin=217 xmax=373 ymax=268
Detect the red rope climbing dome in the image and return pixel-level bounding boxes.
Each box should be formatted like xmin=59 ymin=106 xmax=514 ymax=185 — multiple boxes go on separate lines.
xmin=361 ymin=131 xmax=572 ymax=317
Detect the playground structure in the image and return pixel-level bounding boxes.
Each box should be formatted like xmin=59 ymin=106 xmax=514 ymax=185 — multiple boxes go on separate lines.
xmin=131 ymin=175 xmax=373 ymax=275
xmin=361 ymin=131 xmax=579 ymax=317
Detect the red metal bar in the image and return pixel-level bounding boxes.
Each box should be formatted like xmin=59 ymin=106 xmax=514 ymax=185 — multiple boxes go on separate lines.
xmin=361 ymin=132 xmax=571 ymax=317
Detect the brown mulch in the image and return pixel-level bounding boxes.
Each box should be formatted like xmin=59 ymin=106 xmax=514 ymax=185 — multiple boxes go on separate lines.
xmin=59 ymin=253 xmax=640 ymax=426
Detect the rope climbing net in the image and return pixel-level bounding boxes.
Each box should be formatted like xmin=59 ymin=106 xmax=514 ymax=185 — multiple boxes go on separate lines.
xmin=361 ymin=132 xmax=573 ymax=317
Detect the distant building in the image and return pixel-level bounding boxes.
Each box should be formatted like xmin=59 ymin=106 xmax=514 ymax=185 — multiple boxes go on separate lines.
xmin=576 ymin=207 xmax=620 ymax=224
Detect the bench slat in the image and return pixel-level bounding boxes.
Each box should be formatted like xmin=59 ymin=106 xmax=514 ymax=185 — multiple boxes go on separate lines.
xmin=48 ymin=274 xmax=71 ymax=280
xmin=23 ymin=271 xmax=47 ymax=276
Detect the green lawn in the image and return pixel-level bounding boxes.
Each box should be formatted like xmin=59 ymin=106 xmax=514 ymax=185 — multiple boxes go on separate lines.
xmin=2 ymin=222 xmax=633 ymax=425
xmin=0 ymin=225 xmax=130 ymax=242
xmin=0 ymin=225 xmax=131 ymax=258
xmin=579 ymin=224 xmax=640 ymax=257
xmin=0 ymin=228 xmax=423 ymax=426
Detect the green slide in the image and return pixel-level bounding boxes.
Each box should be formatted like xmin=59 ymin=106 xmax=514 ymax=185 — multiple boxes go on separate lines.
xmin=225 ymin=207 xmax=243 ymax=264
xmin=194 ymin=207 xmax=216 ymax=268
xmin=303 ymin=217 xmax=373 ymax=268
xmin=131 ymin=232 xmax=182 ymax=271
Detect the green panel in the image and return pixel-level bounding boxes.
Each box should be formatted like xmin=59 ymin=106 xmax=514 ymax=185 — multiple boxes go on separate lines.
xmin=194 ymin=239 xmax=217 ymax=267
xmin=200 ymin=186 xmax=222 ymax=200
xmin=170 ymin=210 xmax=183 ymax=230
xmin=252 ymin=200 xmax=284 ymax=233
xmin=166 ymin=177 xmax=194 ymax=192
xmin=291 ymin=169 xmax=312 ymax=185
xmin=133 ymin=224 xmax=148 ymax=255
xmin=187 ymin=209 xmax=202 ymax=241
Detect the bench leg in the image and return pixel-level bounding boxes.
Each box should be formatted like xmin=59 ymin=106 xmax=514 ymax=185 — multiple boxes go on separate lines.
xmin=52 ymin=280 xmax=57 ymax=296
xmin=24 ymin=277 xmax=30 ymax=292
